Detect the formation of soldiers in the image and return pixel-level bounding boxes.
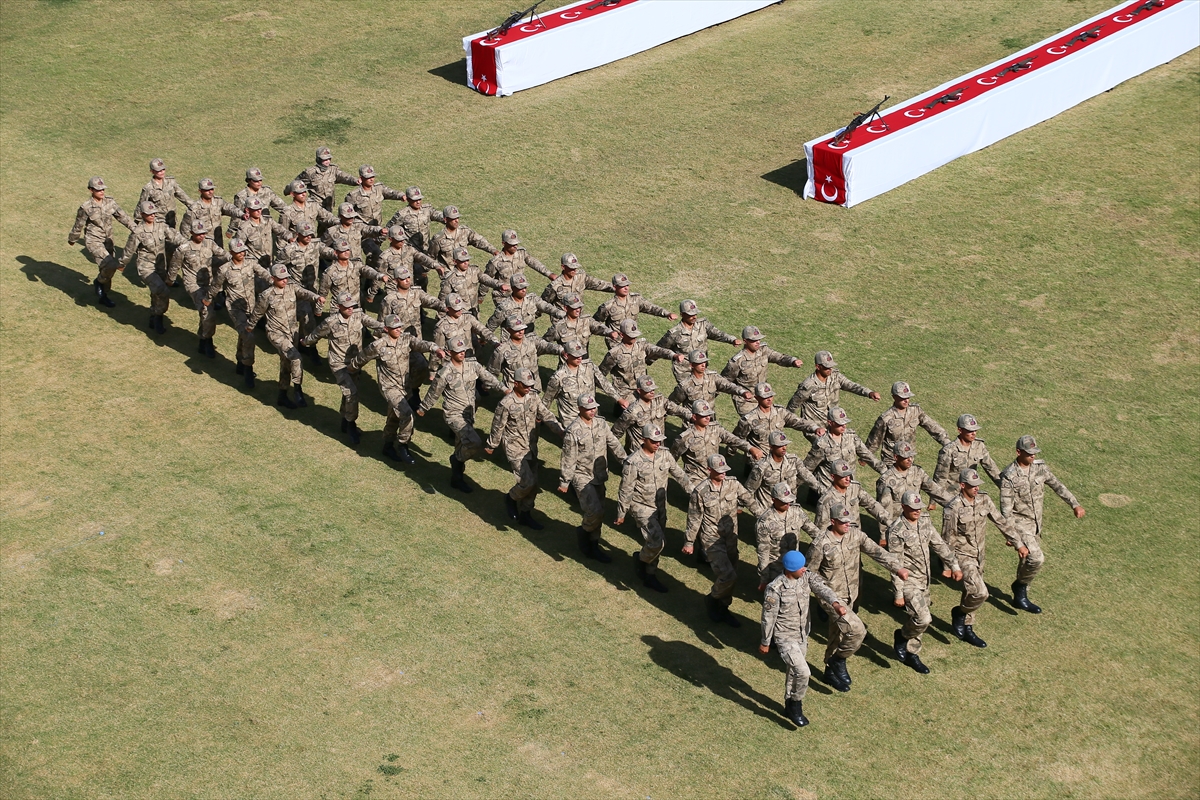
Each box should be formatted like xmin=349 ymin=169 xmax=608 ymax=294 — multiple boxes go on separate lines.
xmin=68 ymin=150 xmax=1088 ymax=729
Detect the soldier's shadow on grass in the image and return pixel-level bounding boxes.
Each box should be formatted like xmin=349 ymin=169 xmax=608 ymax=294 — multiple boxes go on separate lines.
xmin=761 ymin=158 xmax=809 ymax=196
xmin=641 ymin=635 xmax=795 ymax=728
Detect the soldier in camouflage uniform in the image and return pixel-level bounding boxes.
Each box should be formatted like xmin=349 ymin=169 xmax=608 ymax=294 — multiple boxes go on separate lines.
xmin=942 ymin=468 xmax=1022 ymax=648
xmin=934 ymin=414 xmax=1003 ymax=494
xmin=807 ymin=503 xmax=908 ymax=692
xmin=204 ymin=238 xmax=270 ymax=386
xmin=418 ymin=336 xmax=505 ymax=493
xmin=377 ymin=263 xmax=445 ymax=399
xmin=291 ymin=146 xmax=360 ymax=212
xmin=301 ymin=291 xmax=386 ymax=445
xmin=247 ymin=264 xmax=324 ymax=408
xmin=386 ymin=186 xmax=445 ymax=255
xmin=275 ymin=221 xmax=336 ymax=352
xmin=138 ymin=158 xmax=193 ymax=229
xmin=486 ymin=367 xmax=562 ymax=528
xmin=657 ymin=300 xmax=741 ymax=383
xmin=228 ymin=196 xmax=291 ymax=269
xmin=720 ymin=326 xmax=805 ymax=415
xmin=349 ymin=314 xmax=443 ymax=464
xmin=611 ymin=375 xmax=690 ymax=452
xmin=343 ymin=165 xmax=406 ymax=227
xmin=120 ymin=201 xmax=187 ymax=335
xmin=786 ymin=350 xmax=880 ymax=422
xmin=734 ymin=382 xmax=824 ymax=475
xmin=321 ymin=202 xmax=387 ymax=266
xmin=886 ymin=492 xmax=962 ymax=674
xmin=544 ymin=339 xmax=626 ymax=427
xmin=671 ymin=399 xmax=761 ymax=488
xmin=670 ymin=350 xmax=752 ymax=409
xmin=276 ymin=181 xmax=328 ymax=238
xmin=865 ymin=381 xmax=951 ymax=463
xmin=169 ymin=218 xmax=229 ymax=357
xmin=543 ymin=292 xmax=616 ymax=359
xmin=875 ymin=441 xmax=952 ymax=548
xmin=592 ymin=273 xmax=676 ymax=348
xmin=616 ymin=423 xmax=692 ymax=593
xmin=559 ymin=393 xmax=626 ymax=560
xmin=378 ymin=225 xmax=445 ymax=298
xmin=745 ymin=431 xmax=821 ymax=516
xmin=599 ymin=319 xmax=682 ymax=401
xmin=686 ymin=454 xmax=756 ymax=626
xmin=755 ymin=482 xmax=820 ymax=589
xmin=181 ymin=177 xmax=239 ymax=246
xmin=429 ymin=205 xmax=497 ymax=270
xmin=541 ymin=252 xmax=613 ymax=306
xmin=432 ymin=294 xmax=499 ymax=374
xmin=68 ymin=177 xmax=135 ymax=307
xmin=440 ymin=247 xmax=506 ymax=317
xmin=1000 ymin=435 xmax=1085 ymax=614
xmin=480 ymin=229 xmax=555 ymax=308
xmin=233 ymin=167 xmax=287 ymax=222
xmin=489 ymin=315 xmax=564 ymax=392
xmin=485 ymin=272 xmax=565 ymax=333
xmin=318 ymin=240 xmax=389 ymax=311
xmin=803 ymin=407 xmax=885 ymax=490
xmin=814 ymin=460 xmax=894 ymax=542
xmin=760 ymin=549 xmax=845 ymax=728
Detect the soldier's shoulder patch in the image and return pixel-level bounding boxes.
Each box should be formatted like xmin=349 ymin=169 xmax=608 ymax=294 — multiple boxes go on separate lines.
xmin=763 ymin=593 xmax=778 ymax=611
xmin=731 ymin=352 xmax=744 ymax=363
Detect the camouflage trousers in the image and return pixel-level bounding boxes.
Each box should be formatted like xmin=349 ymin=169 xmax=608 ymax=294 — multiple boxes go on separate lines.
xmin=332 ymin=366 xmax=360 ymax=422
xmin=225 ymin=306 xmax=255 ymax=366
xmin=629 ymin=500 xmax=667 ymax=574
xmin=505 ymin=452 xmax=541 ymax=513
xmin=1011 ymin=518 xmax=1046 ymax=586
xmin=82 ymin=238 xmax=121 ymax=289
xmin=701 ymin=525 xmax=739 ymax=601
xmin=570 ymin=477 xmax=606 ymax=538
xmin=824 ymin=602 xmax=867 ymax=663
xmin=381 ymin=387 xmax=416 ymax=446
xmin=899 ymin=581 xmax=933 ymax=655
xmin=138 ymin=257 xmax=171 ymax=315
xmin=267 ymin=331 xmax=304 ymax=389
xmin=776 ymin=639 xmax=812 ymax=701
xmin=296 ymin=297 xmax=318 ymax=340
xmin=958 ymin=557 xmax=988 ymax=626
xmin=191 ymin=289 xmax=217 ymax=340
xmin=447 ymin=407 xmax=484 ymax=462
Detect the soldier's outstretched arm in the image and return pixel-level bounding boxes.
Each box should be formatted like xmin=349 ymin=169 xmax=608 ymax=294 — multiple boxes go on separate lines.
xmin=348 ymin=337 xmax=383 ymax=371
xmin=855 ymin=437 xmax=885 ymax=474
xmin=783 ymin=407 xmax=822 ymax=435
xmin=113 ymin=202 xmax=135 ymax=231
xmin=419 ymin=371 xmax=448 ymax=414
xmin=538 ymin=402 xmax=564 ymax=438
xmin=584 ymin=274 xmax=615 ymax=293
xmin=860 ymin=534 xmax=905 ymax=578
xmin=919 ymin=408 xmax=952 ymax=446
xmin=705 ymin=320 xmax=740 ymax=346
xmin=301 ymin=317 xmax=333 ymax=347
xmin=765 ymin=345 xmax=802 ymax=367
xmin=808 ymin=572 xmax=843 ymax=612
xmin=930 ymin=529 xmax=961 ymax=577
xmin=980 ymin=448 xmax=1003 ymax=487
xmin=68 ymin=207 xmax=88 ymax=243
xmin=615 ymin=456 xmax=639 ymax=522
xmin=485 ymin=401 xmax=509 ymax=452
xmin=668 ymin=459 xmax=692 ymax=493
xmin=638 ymin=298 xmax=673 ymax=319
xmin=605 ymin=428 xmax=626 ymax=462
xmin=885 ymin=522 xmax=906 ymax=600
xmin=559 ymin=424 xmax=580 ymax=490
xmin=1045 ymin=466 xmax=1082 ymax=511
xmin=759 ymin=584 xmax=781 ymax=650
xmin=477 ymin=364 xmax=504 ymax=394
xmin=921 ymin=475 xmax=954 ymax=507
xmin=665 ymin=399 xmax=691 ymax=420
xmin=864 ymin=414 xmax=887 ymax=454
xmin=999 ymin=473 xmax=1017 ymax=518
xmin=684 ymin=488 xmax=705 ymax=548
xmin=334 ymin=167 xmax=360 ymax=187
xmin=524 ymin=253 xmax=555 ymax=279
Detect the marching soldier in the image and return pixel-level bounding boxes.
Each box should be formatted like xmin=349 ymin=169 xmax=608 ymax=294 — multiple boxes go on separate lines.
xmin=814 ymin=459 xmax=894 ymax=541
xmin=934 ymin=414 xmax=1003 ymax=494
xmin=599 ymin=319 xmax=682 ymax=401
xmin=276 ymin=180 xmax=327 ymax=238
xmin=942 ymin=468 xmax=1022 ymax=648
xmin=68 ymin=176 xmax=135 ymax=308
xmin=204 ymin=238 xmax=270 ymax=387
xmin=119 ymin=201 xmax=187 ymax=335
xmin=480 ymin=229 xmax=555 ymax=308
xmin=786 ymin=350 xmax=880 ymax=422
xmin=734 ymin=382 xmax=823 ymax=467
xmin=418 ymin=336 xmax=505 ymax=493
xmin=318 ymin=240 xmax=389 ymax=311
xmin=543 ymin=292 xmax=616 ymax=358
xmin=485 ymin=272 xmax=565 ymax=333
xmin=180 ymin=177 xmax=239 ymax=246
xmin=349 ymin=314 xmax=443 ymax=464
xmin=544 ymin=339 xmax=626 ymax=427
xmin=301 ymin=291 xmax=386 ymax=445
xmin=541 ymin=252 xmax=613 ymax=306
xmin=432 ymin=294 xmax=499 ymax=374
xmin=803 ymin=407 xmax=884 ymax=490
xmin=291 ymin=146 xmax=360 ymax=212
xmin=228 ymin=196 xmax=291 ymax=269
xmin=378 ymin=225 xmax=445 ymax=300
xmin=1000 ymin=435 xmax=1085 ymax=614
xmin=720 ymin=326 xmax=804 ymax=415
xmin=320 ymin=202 xmax=387 ymax=265
xmin=592 ymin=273 xmax=676 ymax=347
xmin=865 ymin=381 xmax=951 ymax=463
xmin=686 ymin=454 xmax=755 ymax=627
xmin=671 ymin=399 xmax=761 ymax=488
xmin=488 ymin=315 xmax=564 ymax=391
xmin=429 ymin=205 xmax=497 ymax=269
xmin=755 ymin=482 xmax=820 ymax=589
xmin=386 ymin=186 xmax=445 ymax=255
xmin=745 ymin=431 xmax=821 ymax=516
xmin=275 ymin=221 xmax=335 ymax=351
xmin=378 ymin=263 xmax=446 ymax=397
xmin=558 ymin=394 xmax=626 ymax=560
xmin=886 ymin=492 xmax=962 ymax=674
xmin=875 ymin=441 xmax=952 ymax=546
xmin=343 ymin=164 xmax=406 ymax=226
xmin=611 ymin=375 xmax=690 ymax=452
xmin=232 ymin=166 xmax=287 ymax=222
xmin=807 ymin=503 xmax=908 ymax=692
xmin=616 ymin=423 xmax=693 ymax=593
xmin=657 ymin=300 xmax=741 ymax=383
xmin=246 ymin=264 xmax=324 ymax=408
xmin=485 ymin=367 xmax=564 ymax=529
xmin=169 ymin=218 xmax=229 ymax=357
xmin=138 ymin=157 xmax=193 ymax=229
xmin=669 ymin=350 xmax=751 ymax=409
xmin=760 ymin=549 xmax=844 ymax=728
xmin=439 ymin=247 xmax=506 ymax=317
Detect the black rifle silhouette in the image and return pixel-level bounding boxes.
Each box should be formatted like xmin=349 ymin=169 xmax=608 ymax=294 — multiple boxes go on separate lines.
xmin=923 ymin=88 xmax=965 ymax=110
xmin=1133 ymin=0 xmax=1165 ymax=16
xmin=995 ymin=57 xmax=1036 ymax=78
xmin=830 ymin=96 xmax=889 ymax=146
xmin=488 ymin=1 xmax=545 ymax=37
xmin=1063 ymin=26 xmax=1103 ymax=47
xmin=586 ymin=0 xmax=622 ymax=9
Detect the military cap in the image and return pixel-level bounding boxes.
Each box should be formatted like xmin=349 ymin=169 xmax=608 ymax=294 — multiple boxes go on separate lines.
xmin=901 ymin=491 xmax=924 ymax=509
xmin=229 ymin=238 xmax=248 ymax=253
xmin=189 ymin=218 xmax=208 ymax=235
xmin=636 ymin=375 xmax=657 ymax=393
xmin=772 ymin=482 xmax=795 ymax=502
xmin=643 ymin=423 xmax=666 ymax=442
xmin=1016 ymin=435 xmax=1040 ymax=454
xmin=742 ymin=325 xmax=764 ymax=341
xmin=891 ymin=381 xmax=914 ymax=399
xmin=198 ymin=177 xmax=215 ymax=191
xmin=611 ymin=272 xmax=631 ymax=287
xmin=383 ymin=314 xmax=403 ymax=329
xmin=781 ymin=550 xmax=806 ymax=572
xmin=388 ymin=225 xmax=406 ymax=241
xmin=245 ymin=167 xmax=264 ymax=182
xmin=707 ymin=454 xmax=731 ymax=473
xmin=509 ymin=273 xmax=529 ymax=291
xmin=829 ymin=504 xmax=854 ymax=524
xmin=561 ymin=253 xmax=579 ymax=268
xmin=289 ymin=180 xmax=308 ymax=195
xmin=335 ymin=291 xmax=356 ymax=308
xmin=679 ymin=299 xmax=699 ymax=316
xmin=338 ymin=202 xmax=358 ymax=218
xmin=333 ymin=239 xmax=351 ymax=253
xmin=393 ymin=264 xmax=413 ymax=281
xmin=692 ymin=399 xmax=715 ymax=417
xmin=562 ymin=339 xmax=587 ymax=358
xmin=957 ymin=414 xmax=980 ymax=431
xmin=295 ymin=221 xmax=316 ymax=238
xmin=505 ymin=315 xmax=528 ymax=332
xmin=577 ymin=393 xmax=599 ymax=410
xmin=755 ymin=382 xmax=774 ymax=399
xmin=447 ymin=336 xmax=469 ymax=353
xmin=245 ymin=196 xmax=265 ymax=211
xmin=270 ymin=263 xmax=290 ymax=279
xmin=620 ymin=318 xmax=641 ymax=338
xmin=513 ymin=367 xmax=537 ymax=386
xmin=814 ymin=350 xmax=837 ymax=369
xmin=405 ymin=186 xmax=422 ymax=200
xmin=137 ymin=200 xmax=157 ymax=217
xmin=687 ymin=349 xmax=708 ymax=365
xmin=768 ymin=431 xmax=791 ymax=447
xmin=959 ymin=468 xmax=983 ymax=486
xmin=315 ymin=146 xmax=332 ymax=161
xmin=358 ymin=164 xmax=375 ymax=180
xmin=452 ymin=246 xmax=470 ymax=262
xmin=830 ymin=459 xmax=854 ymax=478
xmin=445 ymin=293 xmax=467 ymax=312
xmin=827 ymin=407 xmax=850 ymax=425
xmin=87 ymin=176 xmax=106 ymax=191
xmin=149 ymin=158 xmax=166 ymax=172
xmin=562 ymin=292 xmax=583 ymax=310
xmin=501 ymin=229 xmax=519 ymax=245
xmin=443 ymin=205 xmax=460 ymax=220
xmin=894 ymin=441 xmax=917 ymax=459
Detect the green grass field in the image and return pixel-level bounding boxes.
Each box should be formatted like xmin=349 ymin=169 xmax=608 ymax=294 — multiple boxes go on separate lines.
xmin=2 ymin=1 xmax=1197 ymax=798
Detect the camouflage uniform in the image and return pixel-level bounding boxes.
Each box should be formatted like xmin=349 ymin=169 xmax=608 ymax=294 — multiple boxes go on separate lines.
xmin=432 ymin=306 xmax=499 ymax=372
xmin=544 ymin=299 xmax=613 ymax=359
xmin=480 ymin=244 xmax=555 ymax=306
xmin=349 ymin=329 xmax=438 ymax=448
xmin=814 ymin=478 xmax=894 ymax=535
xmin=657 ymin=307 xmax=739 ymax=383
xmin=745 ymin=450 xmax=821 ymax=515
xmin=618 ymin=433 xmax=692 ymax=575
xmin=756 ymin=501 xmax=820 ymax=586
xmin=942 ymin=486 xmax=1019 ymax=626
xmin=786 ymin=364 xmax=875 ymax=423
xmin=876 ymin=457 xmax=952 ymax=528
xmin=171 ymin=235 xmax=230 ymax=341
xmin=599 ymin=335 xmax=676 ymax=400
xmin=761 ymin=568 xmax=841 ymax=704
xmin=488 ymin=329 xmax=563 ymax=391
xmin=611 ymin=383 xmax=689 ymax=451
xmin=344 ymin=176 xmax=406 ymax=225
xmin=276 ymin=192 xmax=329 ymax=238
xmin=232 ymin=171 xmax=287 ymax=221
xmin=139 ymin=167 xmax=193 ymax=228
xmin=670 ymin=365 xmax=746 ymax=408
xmin=686 ymin=471 xmax=755 ymax=600
xmin=671 ymin=417 xmax=756 ymax=488
xmin=541 ymin=254 xmax=613 ymax=306
xmin=721 ymin=330 xmax=803 ymax=415
xmin=419 ymin=356 xmax=503 ymax=462
xmin=276 ymin=233 xmax=335 ymax=339
xmin=207 ymin=256 xmax=270 ymax=367
xmin=386 ymin=192 xmax=445 ymax=253
xmin=247 ymin=279 xmax=322 ymax=390
xmin=734 ymin=393 xmax=822 ymax=455
xmin=181 ymin=189 xmax=239 ymax=246
xmin=439 ymin=262 xmax=505 ymax=315
xmin=934 ymin=437 xmax=1002 ymax=494
xmin=228 ymin=213 xmax=290 ymax=266
xmin=429 ymin=213 xmax=497 ymax=269
xmin=592 ymin=287 xmax=672 ymax=348
xmin=301 ymin=308 xmax=386 ymax=423
xmin=119 ymin=217 xmax=187 ymax=315
xmin=486 ymin=382 xmax=563 ymax=515
xmin=319 ymin=257 xmax=387 ymax=310
xmin=544 ymin=354 xmax=621 ymax=426
xmin=378 ymin=237 xmax=444 ymax=290
xmin=321 ymin=217 xmax=387 ymax=263
xmin=69 ymin=187 xmax=134 ymax=292
xmin=293 ymin=151 xmax=359 ymax=212
xmin=803 ymin=413 xmax=885 ymax=489
xmin=886 ymin=512 xmax=960 ymax=656
xmin=866 ymin=389 xmax=951 ymax=462
xmin=559 ymin=407 xmax=626 ymax=540
xmin=485 ymin=285 xmax=564 ymax=333
xmin=999 ymin=447 xmax=1081 ymax=588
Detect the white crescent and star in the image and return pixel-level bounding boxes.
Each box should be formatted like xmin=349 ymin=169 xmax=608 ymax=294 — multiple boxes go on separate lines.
xmin=977 ymin=76 xmax=998 ymax=86
xmin=1113 ymin=13 xmax=1134 ymax=23
xmin=820 ymin=180 xmax=839 ymax=202
xmin=1047 ymin=45 xmax=1069 ymax=54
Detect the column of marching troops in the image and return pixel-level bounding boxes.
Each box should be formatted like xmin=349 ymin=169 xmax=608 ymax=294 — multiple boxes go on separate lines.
xmin=68 ymin=148 xmax=1088 ymax=728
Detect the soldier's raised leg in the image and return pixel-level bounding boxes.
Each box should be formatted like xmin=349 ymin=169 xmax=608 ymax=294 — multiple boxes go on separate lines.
xmin=1012 ymin=525 xmax=1045 ymax=614
xmin=447 ymin=409 xmax=483 ymax=493
xmin=895 ymin=586 xmax=933 ymax=674
xmin=228 ymin=307 xmax=256 ymax=388
xmin=508 ymin=454 xmax=543 ymax=529
xmin=86 ymin=240 xmax=120 ymax=307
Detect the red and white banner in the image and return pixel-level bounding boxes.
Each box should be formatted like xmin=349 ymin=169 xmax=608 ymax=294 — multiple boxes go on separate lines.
xmin=463 ymin=0 xmax=777 ymax=97
xmin=804 ymin=0 xmax=1200 ymax=207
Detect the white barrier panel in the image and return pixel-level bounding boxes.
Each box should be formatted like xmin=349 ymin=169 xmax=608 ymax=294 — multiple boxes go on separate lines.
xmin=803 ymin=0 xmax=1200 ymax=207
xmin=464 ymin=0 xmax=777 ymax=97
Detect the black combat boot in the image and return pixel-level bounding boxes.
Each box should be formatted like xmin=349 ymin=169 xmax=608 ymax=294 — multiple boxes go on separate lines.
xmin=587 ymin=538 xmax=612 ymax=564
xmin=347 ymin=422 xmax=362 ymax=446
xmin=720 ymin=598 xmax=741 ymax=628
xmin=276 ymin=390 xmax=296 ymax=409
xmin=292 ymin=386 xmax=307 ymax=407
xmin=236 ymin=362 xmax=245 ymax=375
xmin=243 ymin=368 xmax=255 ymax=389
xmin=449 ymin=454 xmax=472 ymax=493
xmin=705 ymin=595 xmax=724 ymax=623
xmin=825 ymin=659 xmax=850 ymax=692
xmin=786 ymin=698 xmax=809 ymax=727
xmin=518 ymin=511 xmax=544 ymax=530
xmin=202 ymin=338 xmax=216 ymax=358
xmin=838 ymin=657 xmax=852 ymax=687
xmin=950 ymin=606 xmax=967 ymax=640
xmin=1011 ymin=581 xmax=1042 ymax=614
xmin=906 ymin=653 xmax=931 ymax=674
xmin=197 ymin=338 xmax=206 ymax=354
xmin=961 ymin=625 xmax=987 ymax=648
xmin=395 ymin=444 xmax=415 ymax=464
xmin=340 ymin=418 xmax=348 ymax=433
xmin=153 ymin=315 xmax=165 ymax=335
xmin=642 ymin=570 xmax=667 ymax=593
xmin=505 ymin=494 xmax=520 ymax=521
xmin=576 ymin=526 xmax=590 ymax=553
xmin=893 ymin=629 xmax=909 ymax=664
xmin=99 ymin=289 xmax=116 ymax=308
xmin=382 ymin=443 xmax=400 ymax=461
xmin=147 ymin=314 xmax=155 ymax=329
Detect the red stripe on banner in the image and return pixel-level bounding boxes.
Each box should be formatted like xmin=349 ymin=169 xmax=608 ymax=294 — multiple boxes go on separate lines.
xmin=810 ymin=0 xmax=1181 ymax=204
xmin=469 ymin=0 xmax=641 ymax=94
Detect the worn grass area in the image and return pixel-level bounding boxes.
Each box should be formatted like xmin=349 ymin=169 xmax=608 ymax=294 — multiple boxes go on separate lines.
xmin=2 ymin=0 xmax=1198 ymax=798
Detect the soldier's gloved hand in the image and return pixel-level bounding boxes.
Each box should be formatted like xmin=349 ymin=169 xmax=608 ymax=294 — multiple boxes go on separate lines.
xmin=893 ymin=597 xmax=905 ymax=607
